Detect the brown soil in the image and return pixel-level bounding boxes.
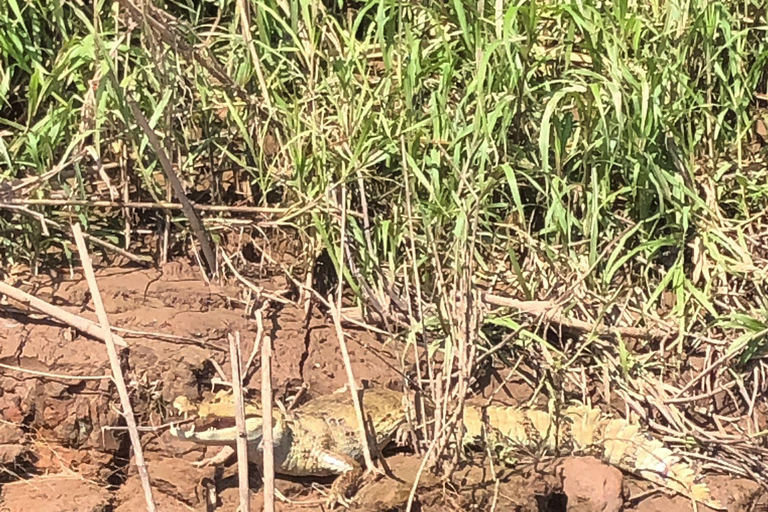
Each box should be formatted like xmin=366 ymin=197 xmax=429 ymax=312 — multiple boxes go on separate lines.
xmin=0 ymin=262 xmax=763 ymax=511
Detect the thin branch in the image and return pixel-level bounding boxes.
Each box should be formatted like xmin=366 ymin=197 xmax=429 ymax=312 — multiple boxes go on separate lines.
xmin=71 ymin=222 xmax=156 ymax=512
xmin=244 ymin=300 xmax=269 ymax=381
xmin=330 ymin=184 xmax=378 ymax=474
xmin=259 ymin=309 xmax=275 ymax=512
xmin=0 ymin=149 xmax=88 ymax=201
xmin=114 ymin=0 xmax=247 ymax=100
xmin=0 ymin=362 xmax=111 ymax=381
xmin=228 ymin=333 xmax=251 ymax=512
xmin=0 ymin=281 xmax=127 ymax=347
xmin=220 ymin=249 xmax=291 ymax=305
xmin=328 ymin=298 xmax=380 ymax=473
xmin=0 ymin=204 xmax=150 ymax=264
xmin=10 ymin=199 xmax=289 ymax=214
xmin=405 ymin=408 xmax=463 ymax=512
xmin=235 ymin=0 xmax=271 ymax=109
xmin=481 ymin=292 xmax=674 ymax=340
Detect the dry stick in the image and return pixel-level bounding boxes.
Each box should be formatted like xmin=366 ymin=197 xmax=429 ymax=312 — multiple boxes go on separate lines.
xmin=0 ymin=204 xmax=150 ymax=264
xmin=405 ymin=408 xmax=464 ymax=512
xmin=162 ymin=173 xmax=172 ymax=264
xmin=0 ymin=281 xmax=127 ymax=347
xmin=71 ymin=223 xmax=156 ymax=512
xmin=673 ymin=349 xmax=742 ymax=399
xmin=220 ymin=249 xmax=292 ymax=306
xmin=259 ymin=309 xmax=275 ymax=512
xmin=111 ymin=326 xmax=226 ymax=351
xmin=124 ymin=99 xmax=217 ymax=277
xmin=12 ymin=198 xmax=290 ymax=214
xmin=228 ymin=333 xmax=251 ymax=512
xmin=329 ymin=299 xmax=380 ymax=475
xmin=243 ymin=312 xmax=264 ymax=381
xmin=0 ymin=362 xmax=111 ymax=381
xmin=120 ymin=139 xmax=131 ymax=251
xmin=400 ymin=135 xmax=433 ymax=442
xmin=252 ymin=244 xmax=391 ymax=337
xmin=331 ymin=183 xmax=379 ymax=474
xmin=0 ymin=149 xmax=88 ymax=200
xmin=481 ymin=292 xmax=672 ymax=340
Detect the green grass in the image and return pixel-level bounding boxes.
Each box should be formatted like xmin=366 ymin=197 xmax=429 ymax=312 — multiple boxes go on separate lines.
xmin=1 ymin=0 xmax=768 ymax=463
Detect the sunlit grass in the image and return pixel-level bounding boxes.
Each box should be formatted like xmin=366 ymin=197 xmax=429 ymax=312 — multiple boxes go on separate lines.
xmin=1 ymin=0 xmax=767 ymax=450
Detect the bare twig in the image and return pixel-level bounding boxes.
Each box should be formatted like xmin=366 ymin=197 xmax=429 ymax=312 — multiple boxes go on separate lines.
xmin=10 ymin=198 xmax=289 ymax=214
xmin=0 ymin=281 xmax=127 ymax=347
xmin=259 ymin=309 xmax=275 ymax=512
xmin=0 ymin=362 xmax=111 ymax=381
xmin=0 ymin=149 xmax=88 ymax=200
xmin=71 ymin=223 xmax=156 ymax=512
xmin=114 ymin=0 xmax=247 ymax=100
xmin=329 ymin=298 xmax=380 ymax=474
xmin=0 ymin=204 xmax=150 ymax=264
xmin=252 ymin=241 xmax=392 ymax=336
xmin=400 ymin=135 xmax=433 ymax=389
xmin=330 ymin=184 xmax=379 ymax=474
xmin=228 ymin=333 xmax=251 ymax=512
xmin=481 ymin=292 xmax=673 ymax=340
xmin=220 ymin=249 xmax=291 ymax=305
xmin=405 ymin=408 xmax=464 ymax=512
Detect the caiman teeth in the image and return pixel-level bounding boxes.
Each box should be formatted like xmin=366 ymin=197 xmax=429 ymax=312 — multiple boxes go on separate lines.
xmin=170 ymin=422 xmax=196 ymax=437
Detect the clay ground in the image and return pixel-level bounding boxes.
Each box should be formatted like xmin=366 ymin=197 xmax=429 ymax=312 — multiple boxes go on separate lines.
xmin=0 ymin=262 xmax=764 ymax=511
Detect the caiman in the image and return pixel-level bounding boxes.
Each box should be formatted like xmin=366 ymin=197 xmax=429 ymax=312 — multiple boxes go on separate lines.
xmin=169 ymin=387 xmax=723 ymax=510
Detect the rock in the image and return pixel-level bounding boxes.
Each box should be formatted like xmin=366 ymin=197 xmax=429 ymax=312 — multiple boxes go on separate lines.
xmin=557 ymin=456 xmax=625 ymax=512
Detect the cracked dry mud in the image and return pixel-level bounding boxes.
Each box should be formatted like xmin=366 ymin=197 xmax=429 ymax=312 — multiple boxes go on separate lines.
xmin=0 ymin=262 xmax=764 ymax=511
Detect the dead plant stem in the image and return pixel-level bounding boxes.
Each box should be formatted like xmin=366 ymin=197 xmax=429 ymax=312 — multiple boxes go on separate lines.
xmin=258 ymin=308 xmax=275 ymax=512
xmin=331 ymin=183 xmax=379 ymax=473
xmin=0 ymin=281 xmax=128 ymax=347
xmin=400 ymin=135 xmax=434 ymax=439
xmin=71 ymin=223 xmax=157 ymax=512
xmin=0 ymin=204 xmax=149 ymax=264
xmin=228 ymin=333 xmax=251 ymax=512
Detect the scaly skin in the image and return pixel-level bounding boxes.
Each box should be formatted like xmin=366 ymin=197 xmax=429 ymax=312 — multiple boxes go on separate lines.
xmin=170 ymin=388 xmax=724 ymax=510
xmin=171 ymin=388 xmax=407 ymax=507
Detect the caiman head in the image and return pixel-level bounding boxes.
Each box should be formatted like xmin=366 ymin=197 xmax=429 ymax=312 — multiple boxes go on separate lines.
xmin=169 ymin=389 xmax=277 ymax=445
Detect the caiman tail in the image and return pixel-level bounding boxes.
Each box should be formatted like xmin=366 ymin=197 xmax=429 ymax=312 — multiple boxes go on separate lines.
xmin=462 ymin=403 xmax=724 ymax=510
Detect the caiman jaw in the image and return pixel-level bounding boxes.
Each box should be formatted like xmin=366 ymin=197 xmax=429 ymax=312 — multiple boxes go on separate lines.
xmin=170 ymin=390 xmax=266 ymax=444
xmin=170 ymin=416 xmax=264 ymax=444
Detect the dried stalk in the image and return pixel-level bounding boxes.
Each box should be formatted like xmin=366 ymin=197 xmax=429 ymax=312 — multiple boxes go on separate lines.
xmin=220 ymin=249 xmax=291 ymax=305
xmin=0 ymin=281 xmax=127 ymax=347
xmin=400 ymin=136 xmax=431 ymax=378
xmin=114 ymin=0 xmax=246 ymax=99
xmin=329 ymin=298 xmax=380 ymax=473
xmin=404 ymin=407 xmax=465 ymax=512
xmin=258 ymin=309 xmax=275 ymax=512
xmin=330 ymin=183 xmax=379 ymax=474
xmin=251 ymin=237 xmax=392 ymax=337
xmin=12 ymin=198 xmax=289 ymax=214
xmin=235 ymin=0 xmax=271 ymax=110
xmin=0 ymin=204 xmax=150 ymax=264
xmin=0 ymin=362 xmax=111 ymax=381
xmin=228 ymin=333 xmax=251 ymax=512
xmin=0 ymin=149 xmax=88 ymax=200
xmin=482 ymin=292 xmax=673 ymax=340
xmin=71 ymin=223 xmax=156 ymax=512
